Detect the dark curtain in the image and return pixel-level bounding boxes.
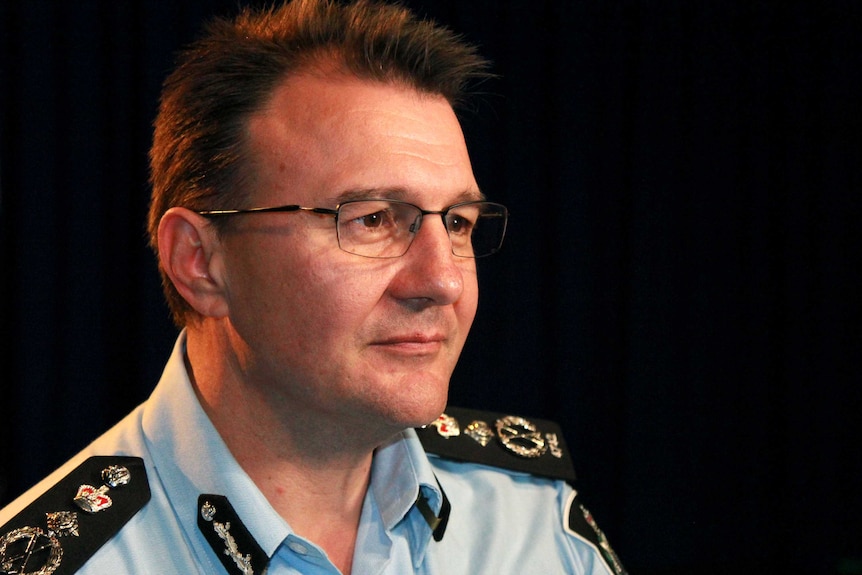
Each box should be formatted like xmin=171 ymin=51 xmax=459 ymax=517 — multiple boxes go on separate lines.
xmin=2 ymin=1 xmax=860 ymax=573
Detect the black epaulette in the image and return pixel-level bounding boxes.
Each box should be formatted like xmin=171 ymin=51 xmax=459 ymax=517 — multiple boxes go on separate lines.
xmin=197 ymin=494 xmax=269 ymax=575
xmin=416 ymin=407 xmax=628 ymax=575
xmin=415 ymin=406 xmax=577 ymax=484
xmin=0 ymin=456 xmax=150 ymax=575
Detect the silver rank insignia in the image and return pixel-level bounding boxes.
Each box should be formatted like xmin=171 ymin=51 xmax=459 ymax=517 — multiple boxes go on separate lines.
xmin=0 ymin=525 xmax=63 ymax=575
xmin=0 ymin=457 xmax=149 ymax=575
xmin=416 ymin=407 xmax=626 ymax=572
xmin=197 ymin=495 xmax=268 ymax=575
xmin=495 ymin=415 xmax=548 ymax=458
xmin=430 ymin=413 xmax=460 ymax=438
xmin=415 ymin=406 xmax=578 ymax=484
xmin=45 ymin=512 xmax=79 ymax=537
xmin=73 ymin=464 xmax=131 ymax=513
xmin=465 ymin=420 xmax=494 ymax=446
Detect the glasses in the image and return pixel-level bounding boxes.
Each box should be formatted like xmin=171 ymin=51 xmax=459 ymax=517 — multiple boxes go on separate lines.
xmin=197 ymin=199 xmax=508 ymax=259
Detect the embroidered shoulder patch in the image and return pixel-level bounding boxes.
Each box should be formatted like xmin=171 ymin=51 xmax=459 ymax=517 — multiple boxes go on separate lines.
xmin=0 ymin=456 xmax=150 ymax=575
xmin=415 ymin=406 xmax=577 ymax=483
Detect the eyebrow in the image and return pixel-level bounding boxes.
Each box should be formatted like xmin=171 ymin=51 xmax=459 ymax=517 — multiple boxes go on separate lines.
xmin=329 ymin=187 xmax=486 ymax=206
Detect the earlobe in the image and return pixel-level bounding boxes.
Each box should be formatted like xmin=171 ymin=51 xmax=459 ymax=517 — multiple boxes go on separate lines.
xmin=158 ymin=207 xmax=229 ymax=318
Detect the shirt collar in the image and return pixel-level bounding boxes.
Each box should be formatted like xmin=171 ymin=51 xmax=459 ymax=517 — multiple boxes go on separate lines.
xmin=141 ymin=331 xmax=448 ymax=565
xmin=140 ymin=331 xmax=290 ymax=558
xmin=371 ymin=427 xmax=449 ymax=562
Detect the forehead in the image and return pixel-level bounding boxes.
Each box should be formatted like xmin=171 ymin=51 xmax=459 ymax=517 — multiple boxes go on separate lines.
xmin=244 ymin=73 xmax=479 ymax=207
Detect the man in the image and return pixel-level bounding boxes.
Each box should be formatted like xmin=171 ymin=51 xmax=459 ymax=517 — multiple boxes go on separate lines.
xmin=0 ymin=1 xmax=625 ymax=573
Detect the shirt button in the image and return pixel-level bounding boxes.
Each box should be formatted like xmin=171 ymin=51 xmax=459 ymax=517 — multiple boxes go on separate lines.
xmin=287 ymin=541 xmax=309 ymax=555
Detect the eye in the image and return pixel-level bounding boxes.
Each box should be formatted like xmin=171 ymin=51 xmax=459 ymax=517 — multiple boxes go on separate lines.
xmin=347 ymin=207 xmax=400 ymax=231
xmin=446 ymin=210 xmax=477 ymax=236
xmin=358 ymin=210 xmax=387 ymax=228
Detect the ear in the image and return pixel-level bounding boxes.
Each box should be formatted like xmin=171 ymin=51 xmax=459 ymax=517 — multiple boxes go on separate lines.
xmin=157 ymin=207 xmax=229 ymax=318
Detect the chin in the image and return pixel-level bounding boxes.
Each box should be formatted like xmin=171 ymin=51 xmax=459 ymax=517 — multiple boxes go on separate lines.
xmin=376 ymin=373 xmax=450 ymax=430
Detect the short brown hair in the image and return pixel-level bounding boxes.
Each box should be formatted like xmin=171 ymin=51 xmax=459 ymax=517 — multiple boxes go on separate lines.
xmin=148 ymin=0 xmax=490 ymax=327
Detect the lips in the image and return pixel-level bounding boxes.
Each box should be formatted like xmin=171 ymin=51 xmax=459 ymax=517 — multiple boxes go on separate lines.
xmin=368 ymin=332 xmax=448 ymax=357
xmin=372 ymin=332 xmax=445 ymax=346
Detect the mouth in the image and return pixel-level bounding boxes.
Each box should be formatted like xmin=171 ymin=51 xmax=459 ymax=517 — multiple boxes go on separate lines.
xmin=370 ymin=333 xmax=446 ymax=355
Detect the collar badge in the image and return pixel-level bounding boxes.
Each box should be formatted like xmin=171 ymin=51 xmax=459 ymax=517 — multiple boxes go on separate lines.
xmin=197 ymin=495 xmax=268 ymax=575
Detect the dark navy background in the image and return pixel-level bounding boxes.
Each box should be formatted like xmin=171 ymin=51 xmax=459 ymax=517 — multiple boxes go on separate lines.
xmin=2 ymin=2 xmax=860 ymax=573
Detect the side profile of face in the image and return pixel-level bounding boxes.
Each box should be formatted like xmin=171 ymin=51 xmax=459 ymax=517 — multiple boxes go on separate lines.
xmin=213 ymin=72 xmax=481 ymax=434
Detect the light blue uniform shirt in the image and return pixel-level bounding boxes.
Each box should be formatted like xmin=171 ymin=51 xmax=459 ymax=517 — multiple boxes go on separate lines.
xmin=0 ymin=334 xmax=613 ymax=574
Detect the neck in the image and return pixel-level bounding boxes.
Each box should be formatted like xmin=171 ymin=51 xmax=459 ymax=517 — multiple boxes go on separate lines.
xmin=184 ymin=329 xmax=393 ymax=575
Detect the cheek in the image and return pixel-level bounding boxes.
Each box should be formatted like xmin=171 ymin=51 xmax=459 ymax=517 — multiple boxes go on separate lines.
xmin=461 ymin=293 xmax=478 ymax=327
xmin=454 ymin=266 xmax=480 ymax=329
xmin=277 ymin=256 xmax=396 ymax=338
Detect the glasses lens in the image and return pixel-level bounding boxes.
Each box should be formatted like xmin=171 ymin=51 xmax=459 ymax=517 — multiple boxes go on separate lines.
xmin=336 ymin=200 xmax=419 ymax=258
xmin=336 ymin=200 xmax=508 ymax=259
xmin=448 ymin=202 xmax=508 ymax=258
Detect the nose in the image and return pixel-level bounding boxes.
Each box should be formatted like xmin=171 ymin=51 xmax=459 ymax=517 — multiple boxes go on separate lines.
xmin=389 ymin=215 xmax=466 ymax=306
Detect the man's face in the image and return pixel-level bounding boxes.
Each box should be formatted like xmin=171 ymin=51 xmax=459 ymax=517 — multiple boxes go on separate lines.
xmin=216 ymin=73 xmax=480 ymax=434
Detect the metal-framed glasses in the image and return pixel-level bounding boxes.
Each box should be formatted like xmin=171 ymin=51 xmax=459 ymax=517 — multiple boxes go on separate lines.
xmin=197 ymin=199 xmax=508 ymax=259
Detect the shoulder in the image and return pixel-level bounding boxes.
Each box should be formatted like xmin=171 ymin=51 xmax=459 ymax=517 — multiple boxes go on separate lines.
xmin=0 ymin=407 xmax=153 ymax=574
xmin=416 ymin=406 xmax=627 ymax=575
xmin=0 ymin=456 xmax=151 ymax=575
xmin=1 ymin=403 xmax=149 ymax=521
xmin=414 ymin=405 xmax=577 ymax=483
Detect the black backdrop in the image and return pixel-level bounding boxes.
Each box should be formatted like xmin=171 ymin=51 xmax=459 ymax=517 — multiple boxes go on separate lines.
xmin=2 ymin=1 xmax=860 ymax=573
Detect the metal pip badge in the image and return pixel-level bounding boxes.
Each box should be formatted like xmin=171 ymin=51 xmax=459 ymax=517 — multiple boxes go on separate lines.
xmin=464 ymin=420 xmax=494 ymax=446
